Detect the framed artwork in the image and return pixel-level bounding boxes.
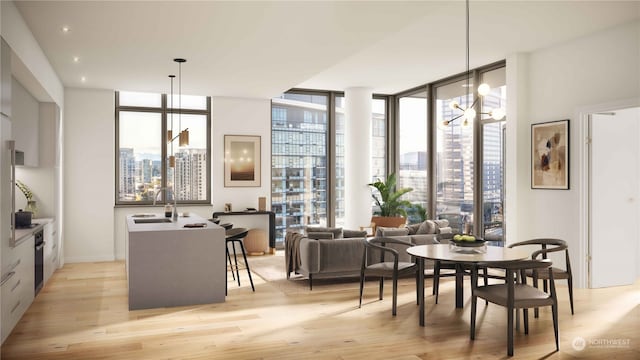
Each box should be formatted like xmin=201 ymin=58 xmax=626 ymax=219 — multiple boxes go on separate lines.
xmin=224 ymin=135 xmax=261 ymax=187
xmin=531 ymin=119 xmax=569 ymax=189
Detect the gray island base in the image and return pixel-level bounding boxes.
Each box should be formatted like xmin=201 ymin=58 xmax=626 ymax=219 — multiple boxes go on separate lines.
xmin=126 ymin=214 xmax=225 ymax=310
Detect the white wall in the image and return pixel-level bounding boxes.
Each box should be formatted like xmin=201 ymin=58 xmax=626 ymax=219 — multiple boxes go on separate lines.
xmin=62 ymin=92 xmax=271 ymax=261
xmin=507 ymin=20 xmax=640 ymax=287
xmin=211 ymin=97 xmax=271 ymax=213
xmin=64 ymin=88 xmax=114 ymax=262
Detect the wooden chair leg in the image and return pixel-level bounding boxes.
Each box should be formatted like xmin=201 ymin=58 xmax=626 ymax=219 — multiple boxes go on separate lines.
xmin=378 ymin=277 xmax=384 ymax=300
xmin=309 ymin=274 xmax=313 ymax=290
xmin=434 ymin=261 xmax=441 ymax=304
xmin=470 ymin=294 xmax=477 ymax=340
xmin=359 ymin=270 xmax=365 ymax=308
xmin=552 ymin=303 xmax=559 ymax=351
xmin=392 ymin=274 xmax=398 ymax=316
xmin=508 ymin=306 xmax=514 ymax=357
xmin=523 ymin=308 xmax=529 ymax=335
xmin=568 ymin=277 xmax=575 ymax=315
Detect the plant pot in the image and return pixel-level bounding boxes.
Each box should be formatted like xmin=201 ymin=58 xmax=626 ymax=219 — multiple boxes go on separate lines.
xmin=371 ymin=216 xmax=406 ymax=229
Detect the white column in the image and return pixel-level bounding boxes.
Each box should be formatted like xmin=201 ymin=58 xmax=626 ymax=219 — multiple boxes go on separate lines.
xmin=344 ymin=87 xmax=372 ymax=230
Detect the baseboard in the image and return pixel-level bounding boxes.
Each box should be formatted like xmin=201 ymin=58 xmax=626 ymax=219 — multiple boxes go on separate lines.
xmin=64 ymin=254 xmax=116 ymax=263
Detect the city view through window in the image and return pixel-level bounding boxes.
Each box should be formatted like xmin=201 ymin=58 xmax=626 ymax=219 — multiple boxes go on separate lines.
xmin=117 ymin=91 xmax=210 ymax=204
xmin=271 ymin=94 xmax=387 ymax=242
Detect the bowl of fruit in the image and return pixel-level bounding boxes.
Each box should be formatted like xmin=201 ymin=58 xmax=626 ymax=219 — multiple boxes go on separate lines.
xmin=450 ymin=234 xmax=486 ymax=247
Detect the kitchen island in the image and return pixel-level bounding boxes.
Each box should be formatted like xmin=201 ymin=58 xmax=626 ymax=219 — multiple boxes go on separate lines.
xmin=126 ymin=214 xmax=225 ymax=310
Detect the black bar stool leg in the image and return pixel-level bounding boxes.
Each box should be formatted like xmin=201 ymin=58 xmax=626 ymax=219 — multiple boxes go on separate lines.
xmin=238 ymin=240 xmax=255 ymax=292
xmin=231 ymin=241 xmax=241 ymax=286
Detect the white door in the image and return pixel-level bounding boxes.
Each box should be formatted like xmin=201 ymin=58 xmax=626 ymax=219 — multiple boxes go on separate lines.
xmin=590 ymin=108 xmax=640 ymax=288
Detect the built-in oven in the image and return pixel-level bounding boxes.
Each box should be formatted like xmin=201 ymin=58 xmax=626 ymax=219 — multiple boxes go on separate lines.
xmin=34 ymin=229 xmax=44 ymax=295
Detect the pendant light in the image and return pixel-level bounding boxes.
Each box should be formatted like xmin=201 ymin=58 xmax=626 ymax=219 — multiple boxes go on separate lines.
xmin=443 ymin=0 xmax=505 ymax=127
xmin=168 ymin=74 xmax=176 ymax=168
xmin=174 ymin=58 xmax=190 ymax=147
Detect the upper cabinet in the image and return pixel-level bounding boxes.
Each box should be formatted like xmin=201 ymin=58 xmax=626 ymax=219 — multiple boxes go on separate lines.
xmin=12 ymin=77 xmax=39 ymax=167
xmin=1 ymin=37 xmax=11 ymax=118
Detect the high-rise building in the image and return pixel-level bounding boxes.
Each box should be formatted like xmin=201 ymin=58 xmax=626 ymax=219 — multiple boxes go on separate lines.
xmin=119 ymin=148 xmax=136 ymax=201
xmin=173 ymin=149 xmax=207 ymax=201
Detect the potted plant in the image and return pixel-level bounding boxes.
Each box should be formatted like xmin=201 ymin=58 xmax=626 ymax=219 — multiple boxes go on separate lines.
xmin=368 ymin=173 xmax=413 ymax=228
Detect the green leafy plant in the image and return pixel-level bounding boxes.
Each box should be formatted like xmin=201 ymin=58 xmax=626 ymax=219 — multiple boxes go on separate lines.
xmin=368 ymin=173 xmax=413 ymax=217
xmin=405 ymin=203 xmax=428 ymax=224
xmin=15 ymin=180 xmax=33 ymax=200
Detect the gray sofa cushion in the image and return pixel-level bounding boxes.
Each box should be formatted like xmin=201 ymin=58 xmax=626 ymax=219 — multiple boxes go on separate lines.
xmin=307 ymin=232 xmax=334 ymax=240
xmin=305 ymin=226 xmax=343 ymax=239
xmin=376 ymin=227 xmax=410 ymax=237
xmin=343 ymin=229 xmax=368 ymax=238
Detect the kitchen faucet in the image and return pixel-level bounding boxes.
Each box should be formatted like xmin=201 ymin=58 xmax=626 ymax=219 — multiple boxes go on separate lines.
xmin=153 ymin=187 xmax=178 ymax=220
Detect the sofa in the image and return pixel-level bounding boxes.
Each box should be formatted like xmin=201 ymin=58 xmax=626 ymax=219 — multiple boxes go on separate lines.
xmin=285 ymin=219 xmax=452 ymax=289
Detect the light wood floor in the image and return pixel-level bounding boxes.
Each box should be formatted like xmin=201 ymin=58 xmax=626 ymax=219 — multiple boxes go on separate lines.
xmin=1 ymin=260 xmax=639 ymax=359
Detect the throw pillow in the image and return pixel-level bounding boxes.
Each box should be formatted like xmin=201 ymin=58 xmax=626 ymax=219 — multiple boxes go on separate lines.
xmin=417 ymin=220 xmax=436 ymax=234
xmin=433 ymin=219 xmax=450 ymax=229
xmin=307 ymin=232 xmax=334 ymax=240
xmin=376 ymin=227 xmax=410 ymax=237
xmin=437 ymin=226 xmax=453 ymax=234
xmin=343 ymin=229 xmax=368 ymax=238
xmin=405 ymin=223 xmax=421 ymax=235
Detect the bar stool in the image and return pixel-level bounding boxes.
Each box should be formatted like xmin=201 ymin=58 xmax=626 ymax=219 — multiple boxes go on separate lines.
xmin=225 ymin=227 xmax=255 ymax=294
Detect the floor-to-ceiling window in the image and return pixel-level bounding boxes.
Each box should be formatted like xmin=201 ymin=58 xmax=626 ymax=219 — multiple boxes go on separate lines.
xmin=434 ymin=78 xmax=475 ymax=233
xmin=271 ymin=93 xmax=329 ymax=242
xmin=480 ymin=67 xmax=506 ymax=242
xmin=397 ymin=90 xmax=428 ymax=223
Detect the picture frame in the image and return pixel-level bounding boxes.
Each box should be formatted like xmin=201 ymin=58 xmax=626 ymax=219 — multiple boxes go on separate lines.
xmin=224 ymin=135 xmax=261 ymax=187
xmin=531 ymin=119 xmax=569 ymax=189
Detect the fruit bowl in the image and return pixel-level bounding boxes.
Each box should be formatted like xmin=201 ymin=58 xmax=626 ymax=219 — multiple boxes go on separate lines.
xmin=449 ymin=236 xmax=487 ymax=253
xmin=450 ymin=237 xmax=486 ymax=247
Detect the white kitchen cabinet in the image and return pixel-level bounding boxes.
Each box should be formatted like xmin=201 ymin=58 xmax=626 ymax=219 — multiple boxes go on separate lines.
xmin=11 ymin=77 xmax=39 ymax=167
xmin=43 ymin=220 xmax=58 ymax=283
xmin=1 ymin=235 xmax=35 ymax=344
xmin=1 ymin=37 xmax=11 ymax=118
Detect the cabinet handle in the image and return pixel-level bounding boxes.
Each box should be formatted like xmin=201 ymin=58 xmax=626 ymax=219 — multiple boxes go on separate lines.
xmin=36 ymin=242 xmax=45 ymax=251
xmin=9 ymin=259 xmax=21 ymax=272
xmin=10 ymin=300 xmax=21 ymax=314
xmin=1 ymin=271 xmax=16 ymax=286
xmin=10 ymin=279 xmax=21 ymax=292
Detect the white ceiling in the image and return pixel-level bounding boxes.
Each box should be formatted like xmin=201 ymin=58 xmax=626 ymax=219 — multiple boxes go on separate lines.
xmin=13 ymin=1 xmax=640 ymax=99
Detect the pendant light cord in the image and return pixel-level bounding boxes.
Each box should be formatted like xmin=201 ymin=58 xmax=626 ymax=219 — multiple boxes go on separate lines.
xmin=466 ymin=0 xmax=470 ymax=106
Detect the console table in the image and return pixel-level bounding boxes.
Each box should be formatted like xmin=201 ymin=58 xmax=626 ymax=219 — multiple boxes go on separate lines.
xmin=212 ymin=211 xmax=276 ymax=251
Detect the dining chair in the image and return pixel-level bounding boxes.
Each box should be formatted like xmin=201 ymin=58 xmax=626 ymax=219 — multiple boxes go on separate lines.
xmin=470 ymin=259 xmax=559 ymax=357
xmin=508 ymin=238 xmax=573 ymax=316
xmin=359 ymin=237 xmax=419 ymax=316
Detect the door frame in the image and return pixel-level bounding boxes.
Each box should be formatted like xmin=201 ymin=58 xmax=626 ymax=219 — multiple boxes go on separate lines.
xmin=577 ymin=97 xmax=639 ymax=288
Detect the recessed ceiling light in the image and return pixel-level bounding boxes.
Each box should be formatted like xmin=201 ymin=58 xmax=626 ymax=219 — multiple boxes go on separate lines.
xmin=61 ymin=26 xmax=71 ymax=33
xmin=81 ymin=76 xmax=86 ymax=83
xmin=73 ymin=56 xmax=79 ymax=63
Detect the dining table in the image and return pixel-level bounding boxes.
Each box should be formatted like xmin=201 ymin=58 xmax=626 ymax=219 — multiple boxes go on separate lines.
xmin=407 ymin=243 xmax=529 ymax=326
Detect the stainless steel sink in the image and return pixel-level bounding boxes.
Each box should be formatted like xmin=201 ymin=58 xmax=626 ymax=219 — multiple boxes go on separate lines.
xmin=134 ymin=218 xmax=172 ymax=224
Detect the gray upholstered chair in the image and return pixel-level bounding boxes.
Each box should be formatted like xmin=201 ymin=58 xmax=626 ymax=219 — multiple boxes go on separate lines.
xmin=470 ymin=259 xmax=559 ymax=357
xmin=508 ymin=238 xmax=574 ymax=316
xmin=359 ymin=237 xmax=419 ymax=316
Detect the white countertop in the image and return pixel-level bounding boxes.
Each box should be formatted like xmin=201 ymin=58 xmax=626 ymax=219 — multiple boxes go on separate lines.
xmin=126 ymin=213 xmax=220 ymax=233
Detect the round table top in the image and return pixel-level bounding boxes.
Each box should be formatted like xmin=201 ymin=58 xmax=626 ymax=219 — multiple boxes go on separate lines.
xmin=407 ymin=244 xmax=529 ymax=263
